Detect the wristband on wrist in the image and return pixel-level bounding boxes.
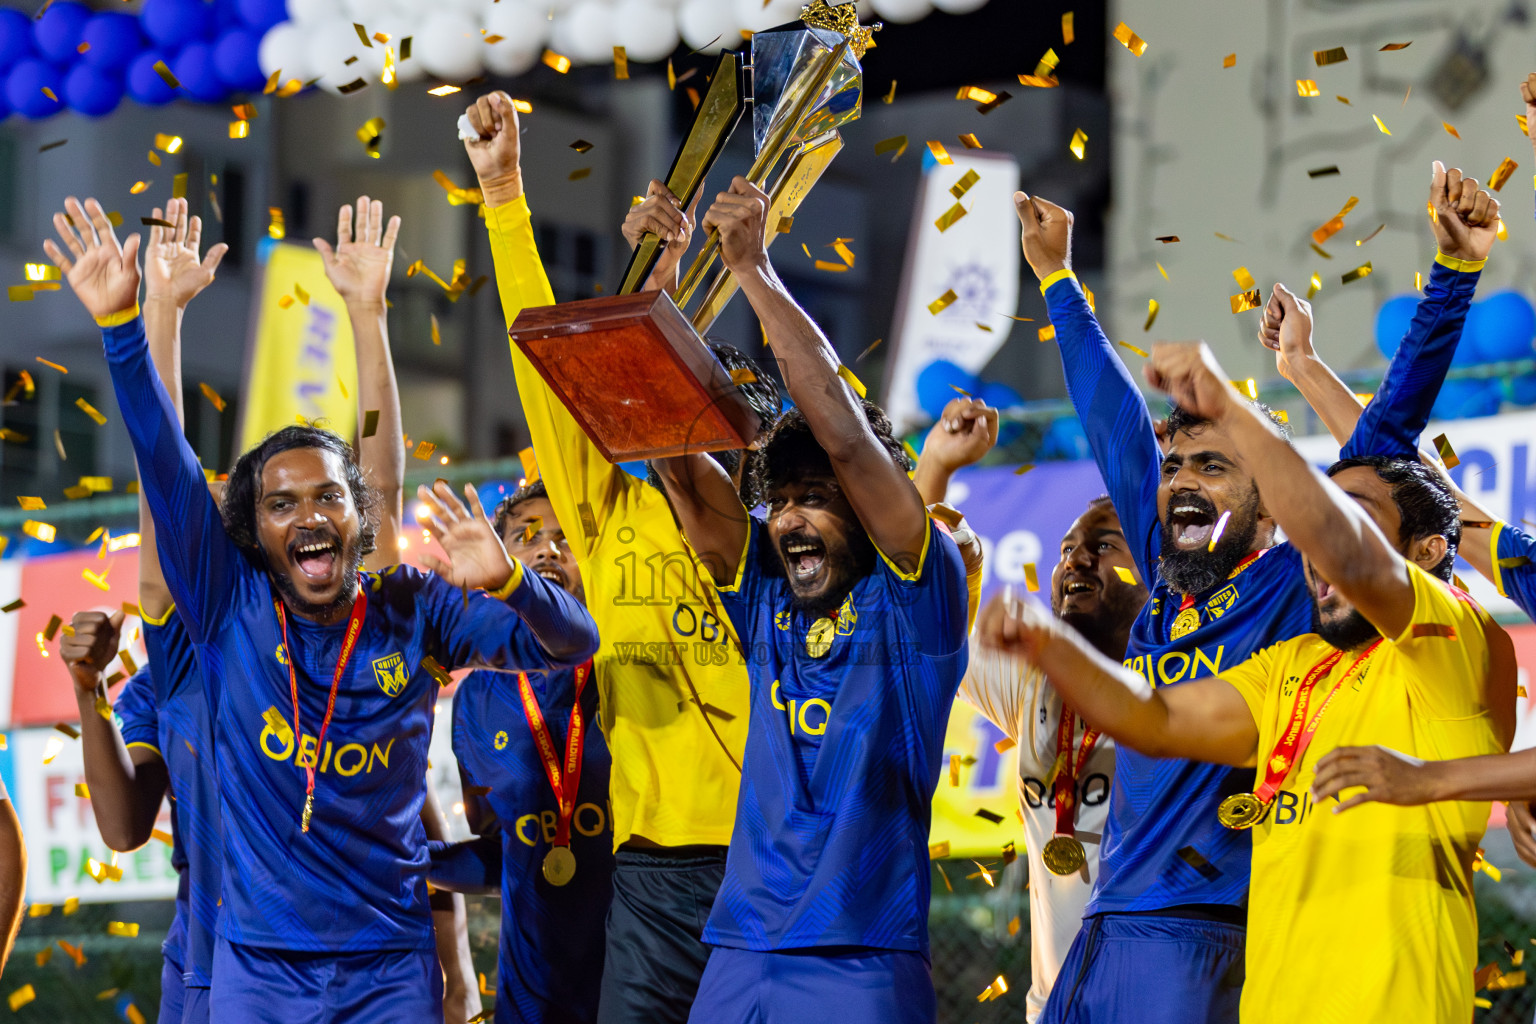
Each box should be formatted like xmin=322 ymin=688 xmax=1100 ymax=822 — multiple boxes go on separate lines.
xmin=1433 ymin=252 xmax=1486 ymax=273
xmin=95 ymin=303 xmax=140 ymax=327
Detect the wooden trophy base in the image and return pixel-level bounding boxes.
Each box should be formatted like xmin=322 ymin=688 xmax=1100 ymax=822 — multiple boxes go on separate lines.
xmin=509 ymin=291 xmax=761 ymax=463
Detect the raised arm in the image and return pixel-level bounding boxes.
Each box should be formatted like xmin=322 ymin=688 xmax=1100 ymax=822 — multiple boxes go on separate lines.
xmin=1261 ymin=164 xmax=1499 ymax=457
xmin=313 ymin=197 xmax=405 ymax=567
xmin=977 ymin=592 xmax=1259 ymax=765
xmin=45 ymin=197 xmax=238 ymax=642
xmin=706 ymin=176 xmax=928 ymax=568
xmin=1014 ymin=193 xmax=1164 ymax=580
xmin=62 ymin=610 xmax=168 ymax=851
xmin=650 ymin=454 xmax=752 ymax=586
xmin=416 ymin=480 xmax=599 ymax=670
xmin=912 ymin=396 xmax=999 ymax=505
xmin=622 ymin=178 xmax=700 ymax=295
xmin=1145 ymin=342 xmax=1416 ymax=639
xmin=139 ymin=197 xmax=227 ymax=622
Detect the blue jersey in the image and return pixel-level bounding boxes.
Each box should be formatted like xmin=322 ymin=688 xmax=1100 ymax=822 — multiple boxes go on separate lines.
xmin=144 ymin=612 xmax=219 ymax=990
xmin=706 ymin=519 xmax=969 ymax=954
xmin=101 ymin=314 xmax=599 ymax=953
xmin=113 ymin=669 xmax=186 ymax=974
xmin=452 ymin=667 xmax=614 ymax=1024
xmin=1491 ymin=524 xmax=1536 ymax=622
xmin=1043 ymin=266 xmax=1469 ymax=914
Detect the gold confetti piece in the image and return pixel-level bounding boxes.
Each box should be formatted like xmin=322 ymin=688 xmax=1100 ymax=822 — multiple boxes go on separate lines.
xmin=1355 ymin=224 xmax=1385 ymax=246
xmin=569 ymin=138 xmax=594 ymax=154
xmin=35 ymin=356 xmax=67 ymax=376
xmin=927 ymin=140 xmax=954 ymax=165
xmin=8 ymin=985 xmax=35 ymax=1012
xmin=1034 ymin=47 xmax=1060 ymax=77
xmin=34 ymin=946 xmax=52 ymax=968
xmin=7 ymin=286 xmax=33 ymax=302
xmin=336 ymin=78 xmax=369 ymax=95
xmin=542 ymin=49 xmax=572 ymax=74
xmin=151 ymin=60 xmax=179 ymax=89
xmin=934 ymin=203 xmax=968 ymax=233
xmin=831 ymin=238 xmax=856 ymax=267
xmin=1490 ymin=971 xmax=1527 ymax=991
xmin=1498 ymin=556 xmax=1530 ymax=569
xmin=1017 ymin=73 xmax=1058 ymax=89
xmin=82 ymin=569 xmax=109 ymax=592
xmin=1307 ymin=272 xmax=1323 ymax=299
xmin=1119 ymin=341 xmax=1148 ymax=358
xmin=1498 ymin=219 xmax=1509 ymax=241
xmin=421 ymin=655 xmax=454 ymax=688
xmin=107 ymin=533 xmax=139 ymax=552
xmin=568 ymin=167 xmax=592 ymax=182
xmin=609 ymin=45 xmax=629 ymax=80
xmin=107 ymin=921 xmax=139 ymax=937
xmin=1037 ymin=325 xmax=1056 ymax=342
xmin=41 ymin=733 xmax=62 ymax=760
xmin=1516 ymin=950 xmax=1526 ymax=967
xmin=97 ymin=989 xmax=119 ymax=1001
xmin=1229 ymin=290 xmax=1261 ymax=314
xmin=362 ymin=410 xmax=379 ymax=438
xmin=1214 ymin=232 xmax=1240 ymax=242
xmin=1112 ymin=21 xmax=1148 ymax=55
xmin=956 ymin=85 xmax=996 ymax=104
xmin=16 ymin=496 xmax=44 ymax=511
xmin=946 ymin=170 xmax=982 ymax=202
xmin=426 ymin=84 xmax=461 ymax=97
xmin=64 ymin=485 xmax=92 ymax=501
xmin=813 ymin=260 xmax=849 ymax=273
xmin=413 ymin=441 xmax=436 ymax=460
xmin=977 ymin=975 xmax=1010 ymax=1002
xmin=153 ymin=133 xmax=183 ymax=154
xmin=0 ymin=429 xmax=25 ymax=445
xmin=874 ymin=135 xmax=908 ymax=162
xmin=928 ymin=841 xmax=950 ymax=860
xmin=0 ymin=600 xmax=21 ymax=614
xmin=1307 ymin=166 xmax=1340 ymax=180
xmin=1314 ymin=46 xmax=1348 ymax=65
xmin=1431 ymin=433 xmax=1460 ymax=469
xmin=193 ymin=382 xmax=227 ymax=413
xmin=994 ymin=736 xmax=1017 ymax=756
xmin=1111 ymin=565 xmax=1138 ymax=586
xmin=1069 ymin=128 xmax=1088 ymax=160
xmin=125 ymin=1005 xmax=146 ymax=1024
xmin=277 ymin=295 xmax=294 ymax=310
xmin=25 ymin=521 xmax=56 ymax=543
xmin=1144 ymin=298 xmax=1160 ymax=331
xmin=74 ymin=783 xmax=89 ymax=799
xmin=40 ymin=86 xmax=59 ymax=102
xmin=27 ymin=904 xmax=51 ymax=918
xmin=775 ymin=216 xmax=794 ymax=235
xmin=928 ymin=289 xmax=958 ymax=316
xmin=1156 ymin=235 xmax=1179 ymax=243
xmin=1379 ymin=41 xmax=1412 ymax=50
xmin=119 ymin=650 xmax=138 ymax=674
xmin=1232 ymin=266 xmax=1256 ymax=291
xmin=1222 ymin=53 xmax=1236 ymax=68
xmin=949 ymin=754 xmax=961 ymax=787
xmin=1023 ymin=563 xmax=1040 ymax=592
xmin=1341 ymin=261 xmax=1373 ymax=284
xmin=958 ymin=132 xmax=982 ymax=150
xmin=1372 ymin=114 xmax=1391 ymax=135
xmin=1296 ymin=79 xmax=1320 ymax=98
xmin=1490 ymin=157 xmax=1519 ymax=192
xmin=837 ymin=365 xmax=867 ymax=398
xmin=75 ymin=396 xmax=107 ymax=425
xmin=146 ymin=830 xmax=171 ymax=846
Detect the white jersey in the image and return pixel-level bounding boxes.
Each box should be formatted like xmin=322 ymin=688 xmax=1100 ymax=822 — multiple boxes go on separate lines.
xmin=959 ymin=637 xmax=1116 ymax=1022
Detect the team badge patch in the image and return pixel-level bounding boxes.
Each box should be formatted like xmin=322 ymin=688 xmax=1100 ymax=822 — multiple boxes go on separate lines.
xmin=494 ymin=730 xmax=508 ymax=751
xmin=275 ymin=644 xmax=288 ymax=666
xmin=372 ymin=652 xmax=409 ymax=697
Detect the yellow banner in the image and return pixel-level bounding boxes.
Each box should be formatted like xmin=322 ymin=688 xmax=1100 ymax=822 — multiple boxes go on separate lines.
xmin=930 ymin=699 xmax=1022 ymax=860
xmin=240 ymin=243 xmax=358 ymax=450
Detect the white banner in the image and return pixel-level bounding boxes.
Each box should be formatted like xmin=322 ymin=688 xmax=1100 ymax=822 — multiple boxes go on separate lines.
xmin=882 ymin=150 xmax=1020 ymax=433
xmin=1292 ymin=409 xmax=1536 ymax=620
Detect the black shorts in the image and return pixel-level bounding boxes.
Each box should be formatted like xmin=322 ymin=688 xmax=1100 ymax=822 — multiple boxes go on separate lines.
xmin=597 ymin=847 xmax=728 ymax=1024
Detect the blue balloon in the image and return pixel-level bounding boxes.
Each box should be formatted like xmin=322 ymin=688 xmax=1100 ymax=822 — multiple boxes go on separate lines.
xmin=127 ymin=49 xmax=177 ymax=105
xmin=64 ymin=62 xmax=123 ymax=116
xmin=0 ymin=81 xmax=10 ymax=121
xmin=978 ymin=381 xmax=1024 ymax=447
xmin=141 ymin=0 xmax=216 ymax=51
xmin=1039 ymin=415 xmax=1090 ymax=461
xmin=81 ymin=12 xmax=144 ymax=72
xmin=1510 ymin=372 xmax=1536 ymax=407
xmin=1431 ymin=378 xmax=1501 ymax=420
xmin=1467 ymin=291 xmax=1536 ymax=364
xmin=6 ymin=59 xmax=65 ymax=119
xmin=915 ymin=360 xmax=980 ymax=422
xmin=33 ymin=1 xmax=91 ymax=64
xmin=1373 ymin=295 xmax=1419 ymax=360
xmin=0 ymin=8 xmax=35 ymax=66
xmin=213 ymin=28 xmax=264 ymax=90
xmin=237 ymin=0 xmax=289 ymax=32
xmin=173 ymin=41 xmax=227 ymax=101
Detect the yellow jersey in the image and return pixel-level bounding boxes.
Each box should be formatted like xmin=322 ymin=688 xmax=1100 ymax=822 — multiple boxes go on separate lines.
xmin=1220 ymin=562 xmax=1513 ymax=1024
xmin=486 ymin=196 xmax=747 ymax=849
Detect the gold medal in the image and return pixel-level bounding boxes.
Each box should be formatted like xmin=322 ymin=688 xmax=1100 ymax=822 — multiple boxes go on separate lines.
xmin=805 ymin=616 xmax=835 ymax=658
xmin=1217 ymin=792 xmax=1265 ymax=830
xmin=1169 ymin=606 xmax=1200 ymax=640
xmin=1041 ymin=835 xmax=1086 ymax=876
xmin=542 ymin=846 xmax=577 ymax=886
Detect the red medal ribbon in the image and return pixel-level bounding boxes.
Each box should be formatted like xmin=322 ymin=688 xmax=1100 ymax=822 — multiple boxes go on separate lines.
xmin=1252 ymin=639 xmax=1383 ymax=806
xmin=273 ymin=584 xmax=369 ymax=834
xmin=1051 ymin=707 xmax=1100 ymax=840
xmin=517 ymin=661 xmax=593 ymax=850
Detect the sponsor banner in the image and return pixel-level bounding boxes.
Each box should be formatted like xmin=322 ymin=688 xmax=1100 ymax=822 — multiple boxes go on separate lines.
xmin=240 ymin=241 xmax=359 ymax=449
xmin=882 ymin=150 xmax=1021 ymax=433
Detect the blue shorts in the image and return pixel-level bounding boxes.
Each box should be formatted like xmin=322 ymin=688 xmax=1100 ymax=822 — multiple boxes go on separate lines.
xmin=687 ymin=946 xmax=935 ymax=1024
xmin=180 ymin=986 xmax=209 ymax=1024
xmin=158 ymin=952 xmax=184 ymax=1024
xmin=211 ymin=938 xmax=441 ymax=1024
xmin=1040 ymin=913 xmax=1244 ymax=1024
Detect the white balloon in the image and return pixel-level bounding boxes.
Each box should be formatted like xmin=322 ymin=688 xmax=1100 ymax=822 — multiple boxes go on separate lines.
xmin=483 ymin=0 xmax=552 ymax=56
xmin=415 ymin=11 xmax=485 ymax=80
xmin=733 ymin=0 xmax=800 ymax=32
xmin=286 ymin=0 xmax=346 ymax=26
xmin=339 ymin=0 xmax=389 ymax=22
xmin=931 ymin=0 xmax=988 ymax=12
xmin=258 ymin=21 xmax=311 ymax=81
xmin=484 ymin=43 xmax=541 ymax=76
xmin=305 ymin=17 xmax=374 ymax=93
xmin=677 ymin=0 xmax=740 ymax=53
xmin=551 ymin=2 xmax=616 ymax=64
xmin=870 ymin=0 xmax=932 ymax=23
xmin=612 ymin=0 xmax=679 ymax=62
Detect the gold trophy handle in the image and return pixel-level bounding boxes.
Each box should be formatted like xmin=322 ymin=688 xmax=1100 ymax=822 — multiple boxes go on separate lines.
xmin=673 ymin=37 xmax=851 ymax=309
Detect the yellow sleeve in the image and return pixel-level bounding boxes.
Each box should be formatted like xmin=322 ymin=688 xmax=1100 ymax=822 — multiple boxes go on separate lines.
xmin=964 ymin=560 xmax=982 ymax=634
xmin=1394 ymin=562 xmax=1495 ymax=722
xmin=1216 ymin=644 xmax=1282 ymax=729
xmin=485 ymin=197 xmax=627 ymax=558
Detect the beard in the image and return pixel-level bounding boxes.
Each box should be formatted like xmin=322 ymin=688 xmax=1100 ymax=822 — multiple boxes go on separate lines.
xmin=783 ymin=527 xmax=876 ymax=618
xmin=1312 ymin=601 xmax=1381 ymax=651
xmin=269 ymin=537 xmax=364 ymax=619
xmin=1158 ymin=487 xmax=1262 ymax=596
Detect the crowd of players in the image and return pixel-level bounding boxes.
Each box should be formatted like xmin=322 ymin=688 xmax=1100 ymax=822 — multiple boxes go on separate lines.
xmin=4 ymin=70 xmax=1536 ymax=1024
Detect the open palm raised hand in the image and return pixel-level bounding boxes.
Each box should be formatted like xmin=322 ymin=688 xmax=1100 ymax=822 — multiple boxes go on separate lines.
xmin=416 ymin=481 xmax=518 ymax=592
xmin=143 ymin=196 xmax=228 ymax=309
xmin=314 ymin=196 xmax=400 ymax=306
xmin=43 ymin=196 xmax=142 ymax=322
